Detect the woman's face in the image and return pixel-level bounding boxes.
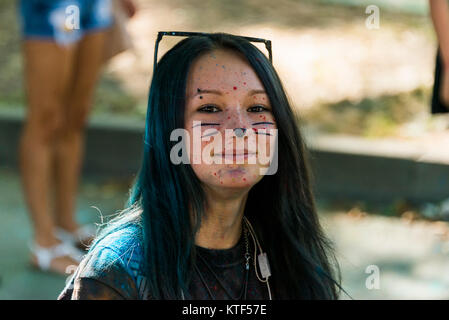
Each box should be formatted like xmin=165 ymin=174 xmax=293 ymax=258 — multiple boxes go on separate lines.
xmin=184 ymin=49 xmax=277 ymax=192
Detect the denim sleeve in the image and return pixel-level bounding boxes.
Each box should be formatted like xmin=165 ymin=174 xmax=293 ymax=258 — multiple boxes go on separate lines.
xmin=58 ymin=244 xmax=140 ymax=300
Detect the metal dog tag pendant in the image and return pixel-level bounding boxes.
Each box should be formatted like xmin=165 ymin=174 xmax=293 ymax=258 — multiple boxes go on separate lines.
xmin=258 ymin=252 xmax=271 ymax=279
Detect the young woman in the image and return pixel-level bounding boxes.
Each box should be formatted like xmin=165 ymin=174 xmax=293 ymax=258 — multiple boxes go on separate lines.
xmin=59 ymin=32 xmax=341 ymax=299
xmin=18 ymin=0 xmax=136 ymax=275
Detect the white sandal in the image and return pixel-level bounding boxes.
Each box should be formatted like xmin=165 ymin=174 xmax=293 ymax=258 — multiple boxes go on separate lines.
xmin=54 ymin=225 xmax=97 ymax=247
xmin=29 ymin=241 xmax=84 ymax=272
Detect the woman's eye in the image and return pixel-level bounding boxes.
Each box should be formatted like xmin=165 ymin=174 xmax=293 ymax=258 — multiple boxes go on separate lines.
xmin=198 ymin=105 xmax=221 ymax=113
xmin=247 ymin=105 xmax=269 ymax=112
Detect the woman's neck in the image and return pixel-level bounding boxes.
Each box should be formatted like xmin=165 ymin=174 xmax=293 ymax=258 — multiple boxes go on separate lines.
xmin=194 ymin=187 xmax=248 ymax=249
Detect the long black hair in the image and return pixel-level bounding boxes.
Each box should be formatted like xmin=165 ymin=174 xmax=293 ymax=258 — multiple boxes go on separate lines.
xmin=96 ymin=32 xmax=341 ymax=299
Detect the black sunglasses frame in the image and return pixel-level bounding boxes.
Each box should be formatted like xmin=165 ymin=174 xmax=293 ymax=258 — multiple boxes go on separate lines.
xmin=153 ymin=31 xmax=272 ymax=75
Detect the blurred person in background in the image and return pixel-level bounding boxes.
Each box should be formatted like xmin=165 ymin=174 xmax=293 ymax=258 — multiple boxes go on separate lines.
xmin=18 ymin=0 xmax=137 ymax=275
xmin=430 ymin=0 xmax=449 ymax=114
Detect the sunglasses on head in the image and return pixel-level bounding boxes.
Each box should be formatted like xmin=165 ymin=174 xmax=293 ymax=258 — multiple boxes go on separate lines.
xmin=153 ymin=31 xmax=273 ymax=75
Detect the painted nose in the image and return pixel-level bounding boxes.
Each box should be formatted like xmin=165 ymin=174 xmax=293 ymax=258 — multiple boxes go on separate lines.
xmin=234 ymin=128 xmax=247 ymax=137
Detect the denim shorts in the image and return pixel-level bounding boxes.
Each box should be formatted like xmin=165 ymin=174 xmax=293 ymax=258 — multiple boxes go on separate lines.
xmin=18 ymin=0 xmax=114 ymax=46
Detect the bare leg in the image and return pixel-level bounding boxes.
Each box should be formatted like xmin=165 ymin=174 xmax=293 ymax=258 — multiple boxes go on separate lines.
xmin=20 ymin=40 xmax=79 ymax=274
xmin=20 ymin=40 xmax=76 ymax=245
xmin=53 ymin=31 xmax=108 ymax=233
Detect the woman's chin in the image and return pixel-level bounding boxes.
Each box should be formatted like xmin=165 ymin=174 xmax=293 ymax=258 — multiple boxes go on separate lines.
xmin=211 ymin=168 xmax=261 ymax=189
xmin=194 ymin=165 xmax=264 ymax=190
xmin=215 ymin=179 xmax=253 ymax=189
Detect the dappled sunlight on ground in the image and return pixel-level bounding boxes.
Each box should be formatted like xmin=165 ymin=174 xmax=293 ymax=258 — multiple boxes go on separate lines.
xmin=321 ymin=210 xmax=449 ymax=299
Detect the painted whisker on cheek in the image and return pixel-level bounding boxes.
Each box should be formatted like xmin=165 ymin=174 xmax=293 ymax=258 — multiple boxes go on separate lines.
xmin=254 ymin=131 xmax=272 ymax=136
xmin=192 ymin=122 xmax=221 ymax=128
xmin=252 ymin=122 xmax=275 ymax=136
xmin=252 ymin=122 xmax=275 ymax=126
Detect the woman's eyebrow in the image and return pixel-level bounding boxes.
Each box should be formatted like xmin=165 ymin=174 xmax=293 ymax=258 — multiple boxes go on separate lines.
xmin=248 ymin=89 xmax=267 ymax=95
xmin=193 ymin=89 xmax=223 ymax=97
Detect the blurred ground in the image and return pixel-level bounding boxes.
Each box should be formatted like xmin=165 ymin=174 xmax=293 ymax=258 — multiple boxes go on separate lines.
xmin=1 ymin=166 xmax=449 ymax=300
xmin=321 ymin=207 xmax=449 ymax=299
xmin=0 ymin=167 xmax=130 ymax=299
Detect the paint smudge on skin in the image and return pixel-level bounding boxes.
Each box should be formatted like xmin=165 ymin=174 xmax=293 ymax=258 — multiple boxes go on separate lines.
xmin=243 ymin=82 xmax=246 ymax=85
xmin=222 ymin=65 xmax=226 ymax=69
xmin=243 ymin=178 xmax=246 ymax=182
xmin=227 ymin=116 xmax=231 ymax=119
xmin=233 ymin=86 xmax=237 ymax=90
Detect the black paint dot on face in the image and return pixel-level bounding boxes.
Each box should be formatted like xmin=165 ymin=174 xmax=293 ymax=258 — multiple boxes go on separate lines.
xmin=197 ymin=88 xmax=201 ymax=92
xmin=199 ymin=96 xmax=203 ymax=99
